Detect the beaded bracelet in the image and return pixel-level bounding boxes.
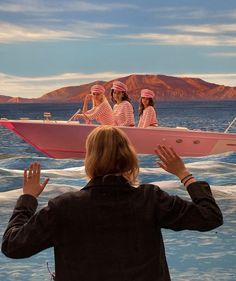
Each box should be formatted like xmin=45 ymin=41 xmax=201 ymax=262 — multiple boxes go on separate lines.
xmin=180 ymin=174 xmax=192 ymax=183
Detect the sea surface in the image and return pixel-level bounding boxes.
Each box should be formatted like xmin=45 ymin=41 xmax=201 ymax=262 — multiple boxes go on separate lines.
xmin=0 ymin=101 xmax=236 ymax=281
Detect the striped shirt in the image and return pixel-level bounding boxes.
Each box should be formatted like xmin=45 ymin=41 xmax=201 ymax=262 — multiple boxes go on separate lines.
xmin=85 ymin=100 xmax=114 ymax=125
xmin=113 ymin=101 xmax=135 ymax=126
xmin=138 ymin=106 xmax=158 ymax=128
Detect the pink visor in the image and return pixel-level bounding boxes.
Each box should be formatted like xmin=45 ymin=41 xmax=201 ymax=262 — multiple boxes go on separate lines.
xmin=141 ymin=89 xmax=155 ymax=99
xmin=111 ymin=81 xmax=128 ymax=92
xmin=91 ymin=84 xmax=105 ymax=94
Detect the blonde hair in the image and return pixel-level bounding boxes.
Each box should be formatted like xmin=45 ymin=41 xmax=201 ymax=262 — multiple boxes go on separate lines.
xmin=85 ymin=126 xmax=139 ymax=185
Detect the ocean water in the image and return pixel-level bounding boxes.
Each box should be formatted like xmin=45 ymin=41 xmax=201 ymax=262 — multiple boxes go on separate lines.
xmin=0 ymin=101 xmax=236 ymax=281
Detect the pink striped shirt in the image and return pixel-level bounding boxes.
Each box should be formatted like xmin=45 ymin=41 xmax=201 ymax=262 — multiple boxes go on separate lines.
xmin=138 ymin=106 xmax=158 ymax=128
xmin=113 ymin=101 xmax=135 ymax=126
xmin=85 ymin=100 xmax=114 ymax=125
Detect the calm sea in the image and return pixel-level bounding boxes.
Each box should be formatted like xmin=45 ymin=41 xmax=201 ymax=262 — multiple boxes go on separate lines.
xmin=0 ymin=101 xmax=236 ymax=281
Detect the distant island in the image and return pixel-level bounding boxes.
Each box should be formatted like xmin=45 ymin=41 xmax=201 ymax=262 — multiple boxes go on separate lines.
xmin=1 ymin=74 xmax=236 ymax=103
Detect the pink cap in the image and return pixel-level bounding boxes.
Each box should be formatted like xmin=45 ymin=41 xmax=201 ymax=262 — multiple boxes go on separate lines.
xmin=91 ymin=84 xmax=105 ymax=94
xmin=111 ymin=80 xmax=128 ymax=92
xmin=141 ymin=89 xmax=155 ymax=99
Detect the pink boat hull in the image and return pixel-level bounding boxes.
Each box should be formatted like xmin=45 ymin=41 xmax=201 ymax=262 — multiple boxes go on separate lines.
xmin=0 ymin=120 xmax=236 ymax=158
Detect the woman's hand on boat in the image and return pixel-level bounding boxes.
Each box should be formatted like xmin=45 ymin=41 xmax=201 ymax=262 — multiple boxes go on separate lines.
xmin=155 ymin=145 xmax=189 ymax=179
xmin=74 ymin=113 xmax=83 ymax=120
xmin=23 ymin=162 xmax=49 ymax=198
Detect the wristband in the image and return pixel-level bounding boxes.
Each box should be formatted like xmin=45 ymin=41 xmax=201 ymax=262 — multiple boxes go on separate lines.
xmin=183 ymin=176 xmax=194 ymax=186
xmin=181 ymin=174 xmax=192 ymax=183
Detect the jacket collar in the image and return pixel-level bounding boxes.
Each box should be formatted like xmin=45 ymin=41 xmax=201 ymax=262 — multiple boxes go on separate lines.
xmin=83 ymin=175 xmax=131 ymax=190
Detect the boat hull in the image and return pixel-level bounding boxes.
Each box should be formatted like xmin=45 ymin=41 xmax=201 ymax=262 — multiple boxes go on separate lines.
xmin=0 ymin=120 xmax=236 ymax=158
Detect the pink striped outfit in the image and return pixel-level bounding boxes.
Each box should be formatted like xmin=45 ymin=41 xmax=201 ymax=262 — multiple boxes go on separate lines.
xmin=85 ymin=100 xmax=114 ymax=125
xmin=113 ymin=101 xmax=135 ymax=126
xmin=138 ymin=106 xmax=158 ymax=128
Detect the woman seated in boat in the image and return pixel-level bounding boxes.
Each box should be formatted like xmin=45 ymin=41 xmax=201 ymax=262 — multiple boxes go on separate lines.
xmin=138 ymin=89 xmax=158 ymax=128
xmin=111 ymin=80 xmax=135 ymax=127
xmin=72 ymin=84 xmax=114 ymax=125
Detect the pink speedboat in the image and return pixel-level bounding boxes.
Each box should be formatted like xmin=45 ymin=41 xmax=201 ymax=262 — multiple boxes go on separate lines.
xmin=0 ymin=119 xmax=236 ymax=159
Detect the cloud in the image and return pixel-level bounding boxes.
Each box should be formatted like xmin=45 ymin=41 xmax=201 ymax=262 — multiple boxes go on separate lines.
xmin=121 ymin=33 xmax=236 ymax=46
xmin=0 ymin=21 xmax=125 ymax=43
xmin=0 ymin=1 xmax=134 ymax=43
xmin=0 ymin=0 xmax=136 ymax=13
xmin=168 ymin=24 xmax=236 ymax=34
xmin=150 ymin=6 xmax=236 ymax=20
xmin=207 ymin=52 xmax=236 ymax=57
xmin=150 ymin=6 xmax=208 ymax=19
xmin=207 ymin=9 xmax=236 ymax=20
xmin=0 ymin=71 xmax=130 ymax=98
xmin=226 ymin=10 xmax=236 ymax=19
xmin=176 ymin=73 xmax=236 ymax=87
xmin=2 ymin=20 xmax=235 ymax=45
xmin=1 ymin=2 xmax=235 ymax=47
xmin=1 ymin=71 xmax=235 ymax=99
xmin=120 ymin=20 xmax=236 ymax=46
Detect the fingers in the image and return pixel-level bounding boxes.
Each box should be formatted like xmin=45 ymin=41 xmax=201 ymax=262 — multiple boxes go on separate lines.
xmin=25 ymin=162 xmax=47 ymax=184
xmin=41 ymin=178 xmax=50 ymax=189
xmin=155 ymin=145 xmax=175 ymax=163
xmin=155 ymin=145 xmax=187 ymax=178
xmin=169 ymin=146 xmax=179 ymax=158
xmin=85 ymin=94 xmax=92 ymax=101
xmin=28 ymin=163 xmax=33 ymax=179
xmin=24 ymin=169 xmax=27 ymax=185
xmin=23 ymin=162 xmax=49 ymax=197
xmin=34 ymin=162 xmax=40 ymax=182
xmin=157 ymin=161 xmax=167 ymax=171
xmin=155 ymin=145 xmax=180 ymax=171
xmin=32 ymin=162 xmax=37 ymax=179
xmin=156 ymin=145 xmax=179 ymax=159
xmin=26 ymin=162 xmax=39 ymax=181
xmin=155 ymin=147 xmax=168 ymax=171
xmin=160 ymin=145 xmax=172 ymax=159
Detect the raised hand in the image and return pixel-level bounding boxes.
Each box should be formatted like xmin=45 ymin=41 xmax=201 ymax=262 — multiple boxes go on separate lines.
xmin=23 ymin=162 xmax=49 ymax=198
xmin=84 ymin=94 xmax=93 ymax=102
xmin=155 ymin=145 xmax=189 ymax=179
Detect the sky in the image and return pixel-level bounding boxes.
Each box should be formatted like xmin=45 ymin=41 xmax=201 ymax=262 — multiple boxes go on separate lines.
xmin=0 ymin=0 xmax=236 ymax=98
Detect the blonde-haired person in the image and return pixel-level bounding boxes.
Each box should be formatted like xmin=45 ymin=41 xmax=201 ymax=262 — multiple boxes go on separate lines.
xmin=72 ymin=84 xmax=114 ymax=125
xmin=138 ymin=89 xmax=158 ymax=128
xmin=111 ymin=80 xmax=135 ymax=126
xmin=2 ymin=126 xmax=223 ymax=281
xmin=85 ymin=125 xmax=139 ymax=185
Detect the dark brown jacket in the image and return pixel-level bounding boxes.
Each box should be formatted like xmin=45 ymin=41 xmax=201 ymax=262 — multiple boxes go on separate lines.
xmin=1 ymin=176 xmax=223 ymax=281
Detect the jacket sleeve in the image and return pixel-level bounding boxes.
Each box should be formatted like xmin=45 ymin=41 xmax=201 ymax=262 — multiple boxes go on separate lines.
xmin=1 ymin=194 xmax=57 ymax=258
xmin=156 ymin=181 xmax=223 ymax=231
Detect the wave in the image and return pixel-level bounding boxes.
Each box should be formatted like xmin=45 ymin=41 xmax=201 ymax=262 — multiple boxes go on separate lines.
xmin=0 ymin=154 xmax=29 ymax=160
xmin=43 ymin=167 xmax=86 ymax=177
xmin=140 ymin=161 xmax=236 ymax=184
xmin=148 ymin=179 xmax=236 ymax=199
xmin=1 ymin=161 xmax=234 ymax=176
xmin=0 ymin=184 xmax=81 ymax=202
xmin=141 ymin=160 xmax=236 ymax=170
xmin=187 ymin=160 xmax=236 ymax=171
xmin=1 ymin=179 xmax=235 ymax=201
xmin=0 ymin=166 xmax=86 ymax=176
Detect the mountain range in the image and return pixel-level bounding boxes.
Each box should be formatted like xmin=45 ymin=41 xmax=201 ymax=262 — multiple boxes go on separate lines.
xmin=1 ymin=74 xmax=236 ymax=103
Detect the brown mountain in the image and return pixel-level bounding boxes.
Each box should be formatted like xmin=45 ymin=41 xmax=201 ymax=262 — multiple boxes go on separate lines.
xmin=0 ymin=95 xmax=36 ymax=103
xmin=1 ymin=74 xmax=236 ymax=103
xmin=0 ymin=95 xmax=13 ymax=103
